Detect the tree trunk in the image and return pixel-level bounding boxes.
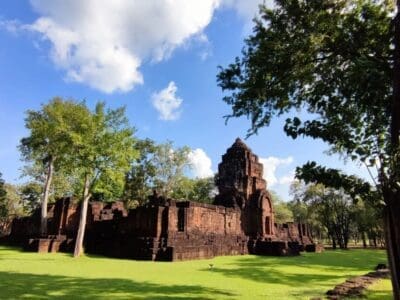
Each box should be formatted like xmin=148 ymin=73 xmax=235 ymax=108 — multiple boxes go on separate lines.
xmin=384 ymin=200 xmax=400 ymax=300
xmin=353 ymin=233 xmax=358 ymax=246
xmin=389 ymin=2 xmax=400 ymax=298
xmin=73 ymin=175 xmax=91 ymax=257
xmin=343 ymin=224 xmax=349 ymax=249
xmin=41 ymin=156 xmax=54 ymax=237
xmin=335 ymin=227 xmax=345 ymax=249
xmin=331 ymin=235 xmax=336 ymax=250
xmin=362 ymin=232 xmax=367 ymax=249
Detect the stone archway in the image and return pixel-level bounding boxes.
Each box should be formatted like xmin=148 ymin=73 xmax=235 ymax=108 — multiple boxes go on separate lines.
xmin=260 ymin=191 xmax=274 ymax=237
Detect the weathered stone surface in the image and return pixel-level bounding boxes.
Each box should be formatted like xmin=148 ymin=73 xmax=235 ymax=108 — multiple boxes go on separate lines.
xmin=6 ymin=138 xmax=321 ymax=260
xmin=215 ymin=138 xmax=275 ymax=241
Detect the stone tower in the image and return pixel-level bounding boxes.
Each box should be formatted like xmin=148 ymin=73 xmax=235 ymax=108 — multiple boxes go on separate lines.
xmin=214 ymin=138 xmax=274 ymax=237
xmin=216 ymin=138 xmax=267 ymax=201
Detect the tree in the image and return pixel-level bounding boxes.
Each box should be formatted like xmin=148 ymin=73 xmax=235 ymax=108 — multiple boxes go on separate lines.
xmin=20 ymin=98 xmax=90 ymax=236
xmin=291 ymin=182 xmax=354 ymax=249
xmin=72 ymin=103 xmax=137 ymax=257
xmin=20 ymin=182 xmax=42 ymax=213
xmin=352 ymin=198 xmax=384 ymax=248
xmin=289 ymin=181 xmax=326 ymax=242
xmin=0 ymin=173 xmax=7 ymax=234
xmin=217 ymin=1 xmax=400 ymax=295
xmin=124 ymin=139 xmax=214 ymax=205
xmin=269 ymin=191 xmax=293 ymax=224
xmin=21 ymin=161 xmax=79 ymax=203
xmin=289 ymin=180 xmax=384 ymax=247
xmin=151 ymin=142 xmax=191 ymax=198
xmin=0 ymin=173 xmax=6 ymax=208
xmin=0 ymin=183 xmax=26 ymax=236
xmin=190 ymin=177 xmax=216 ymax=203
xmin=124 ymin=139 xmax=158 ymax=207
xmin=0 ymin=175 xmax=26 ymax=224
xmin=124 ymin=141 xmax=211 ymax=205
xmin=171 ymin=176 xmax=216 ymax=203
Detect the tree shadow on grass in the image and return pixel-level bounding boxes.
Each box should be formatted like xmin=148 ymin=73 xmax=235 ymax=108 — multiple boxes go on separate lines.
xmin=200 ymin=250 xmax=387 ymax=298
xmin=0 ymin=271 xmax=236 ymax=299
xmin=202 ymin=265 xmax=339 ymax=299
xmin=210 ymin=250 xmax=387 ymax=281
xmin=243 ymin=250 xmax=385 ymax=270
xmin=203 ymin=264 xmax=341 ymax=286
xmin=200 ymin=261 xmax=343 ymax=299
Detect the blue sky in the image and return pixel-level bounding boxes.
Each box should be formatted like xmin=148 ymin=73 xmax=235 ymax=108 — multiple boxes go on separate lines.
xmin=0 ymin=0 xmax=371 ymax=200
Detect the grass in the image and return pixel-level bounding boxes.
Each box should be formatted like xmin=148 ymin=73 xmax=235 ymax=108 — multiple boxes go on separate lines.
xmin=0 ymin=246 xmax=390 ymax=299
xmin=363 ymin=279 xmax=393 ymax=300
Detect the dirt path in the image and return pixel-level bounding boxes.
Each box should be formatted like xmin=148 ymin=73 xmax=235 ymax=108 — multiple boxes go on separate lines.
xmin=326 ymin=268 xmax=390 ymax=299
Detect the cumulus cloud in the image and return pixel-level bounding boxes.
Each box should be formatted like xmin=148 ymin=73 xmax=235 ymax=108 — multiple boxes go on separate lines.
xmin=279 ymin=170 xmax=295 ymax=185
xmin=188 ymin=148 xmax=214 ymax=178
xmin=21 ymin=0 xmax=222 ymax=93
xmin=4 ymin=0 xmax=272 ymax=93
xmin=259 ymin=156 xmax=293 ymax=187
xmin=151 ymin=81 xmax=183 ymax=121
xmin=222 ymin=0 xmax=273 ymax=21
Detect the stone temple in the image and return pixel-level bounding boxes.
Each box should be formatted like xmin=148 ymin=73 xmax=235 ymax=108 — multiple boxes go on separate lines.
xmin=6 ymin=138 xmax=321 ymax=260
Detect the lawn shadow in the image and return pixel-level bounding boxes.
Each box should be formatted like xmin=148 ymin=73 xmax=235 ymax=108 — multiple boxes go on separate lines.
xmin=203 ymin=264 xmax=340 ymax=286
xmin=0 ymin=271 xmax=236 ymax=299
xmin=200 ymin=250 xmax=387 ymax=298
xmin=202 ymin=264 xmax=339 ymax=299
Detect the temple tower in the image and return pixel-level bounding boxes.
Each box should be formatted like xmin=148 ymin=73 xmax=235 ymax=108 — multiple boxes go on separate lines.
xmin=214 ymin=138 xmax=274 ymax=237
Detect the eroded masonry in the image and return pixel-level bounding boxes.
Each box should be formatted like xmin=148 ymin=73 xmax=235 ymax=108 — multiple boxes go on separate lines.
xmin=7 ymin=139 xmax=322 ymax=260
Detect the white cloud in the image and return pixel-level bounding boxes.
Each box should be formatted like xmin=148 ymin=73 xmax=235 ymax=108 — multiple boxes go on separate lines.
xmin=4 ymin=0 xmax=272 ymax=93
xmin=188 ymin=148 xmax=214 ymax=178
xmin=152 ymin=81 xmax=183 ymax=121
xmin=21 ymin=0 xmax=223 ymax=93
xmin=279 ymin=170 xmax=295 ymax=185
xmin=259 ymin=156 xmax=293 ymax=187
xmin=223 ymin=0 xmax=269 ymax=21
xmin=196 ymin=33 xmax=213 ymax=61
xmin=0 ymin=20 xmax=22 ymax=35
xmin=222 ymin=0 xmax=274 ymax=33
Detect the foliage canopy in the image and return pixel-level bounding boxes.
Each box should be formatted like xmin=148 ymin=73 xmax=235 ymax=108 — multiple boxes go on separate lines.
xmin=217 ymin=0 xmax=400 ymax=295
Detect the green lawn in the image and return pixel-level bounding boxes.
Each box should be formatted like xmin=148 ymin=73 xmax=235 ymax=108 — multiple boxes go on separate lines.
xmin=0 ymin=246 xmax=390 ymax=299
xmin=364 ymin=279 xmax=393 ymax=300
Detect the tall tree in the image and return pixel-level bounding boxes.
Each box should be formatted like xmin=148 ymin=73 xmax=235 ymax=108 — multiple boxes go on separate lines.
xmin=171 ymin=176 xmax=216 ymax=203
xmin=289 ymin=181 xmax=325 ymax=242
xmin=292 ymin=182 xmax=354 ymax=249
xmin=20 ymin=182 xmax=42 ymax=213
xmin=72 ymin=103 xmax=137 ymax=257
xmin=124 ymin=139 xmax=158 ymax=207
xmin=20 ymin=98 xmax=90 ymax=236
xmin=124 ymin=140 xmax=213 ymax=205
xmin=21 ymin=161 xmax=80 ymax=206
xmin=352 ymin=198 xmax=384 ymax=248
xmin=217 ymin=1 xmax=400 ymax=295
xmin=151 ymin=141 xmax=191 ymax=198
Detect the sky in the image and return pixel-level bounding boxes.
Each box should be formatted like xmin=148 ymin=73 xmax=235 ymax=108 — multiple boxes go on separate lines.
xmin=0 ymin=0 xmax=372 ymax=200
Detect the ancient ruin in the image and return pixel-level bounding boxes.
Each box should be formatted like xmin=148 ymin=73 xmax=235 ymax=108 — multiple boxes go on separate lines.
xmin=6 ymin=138 xmax=322 ymax=260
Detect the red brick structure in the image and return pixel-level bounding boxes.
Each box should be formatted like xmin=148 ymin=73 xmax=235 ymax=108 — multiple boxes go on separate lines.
xmin=215 ymin=138 xmax=275 ymax=238
xmin=6 ymin=138 xmax=321 ymax=260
